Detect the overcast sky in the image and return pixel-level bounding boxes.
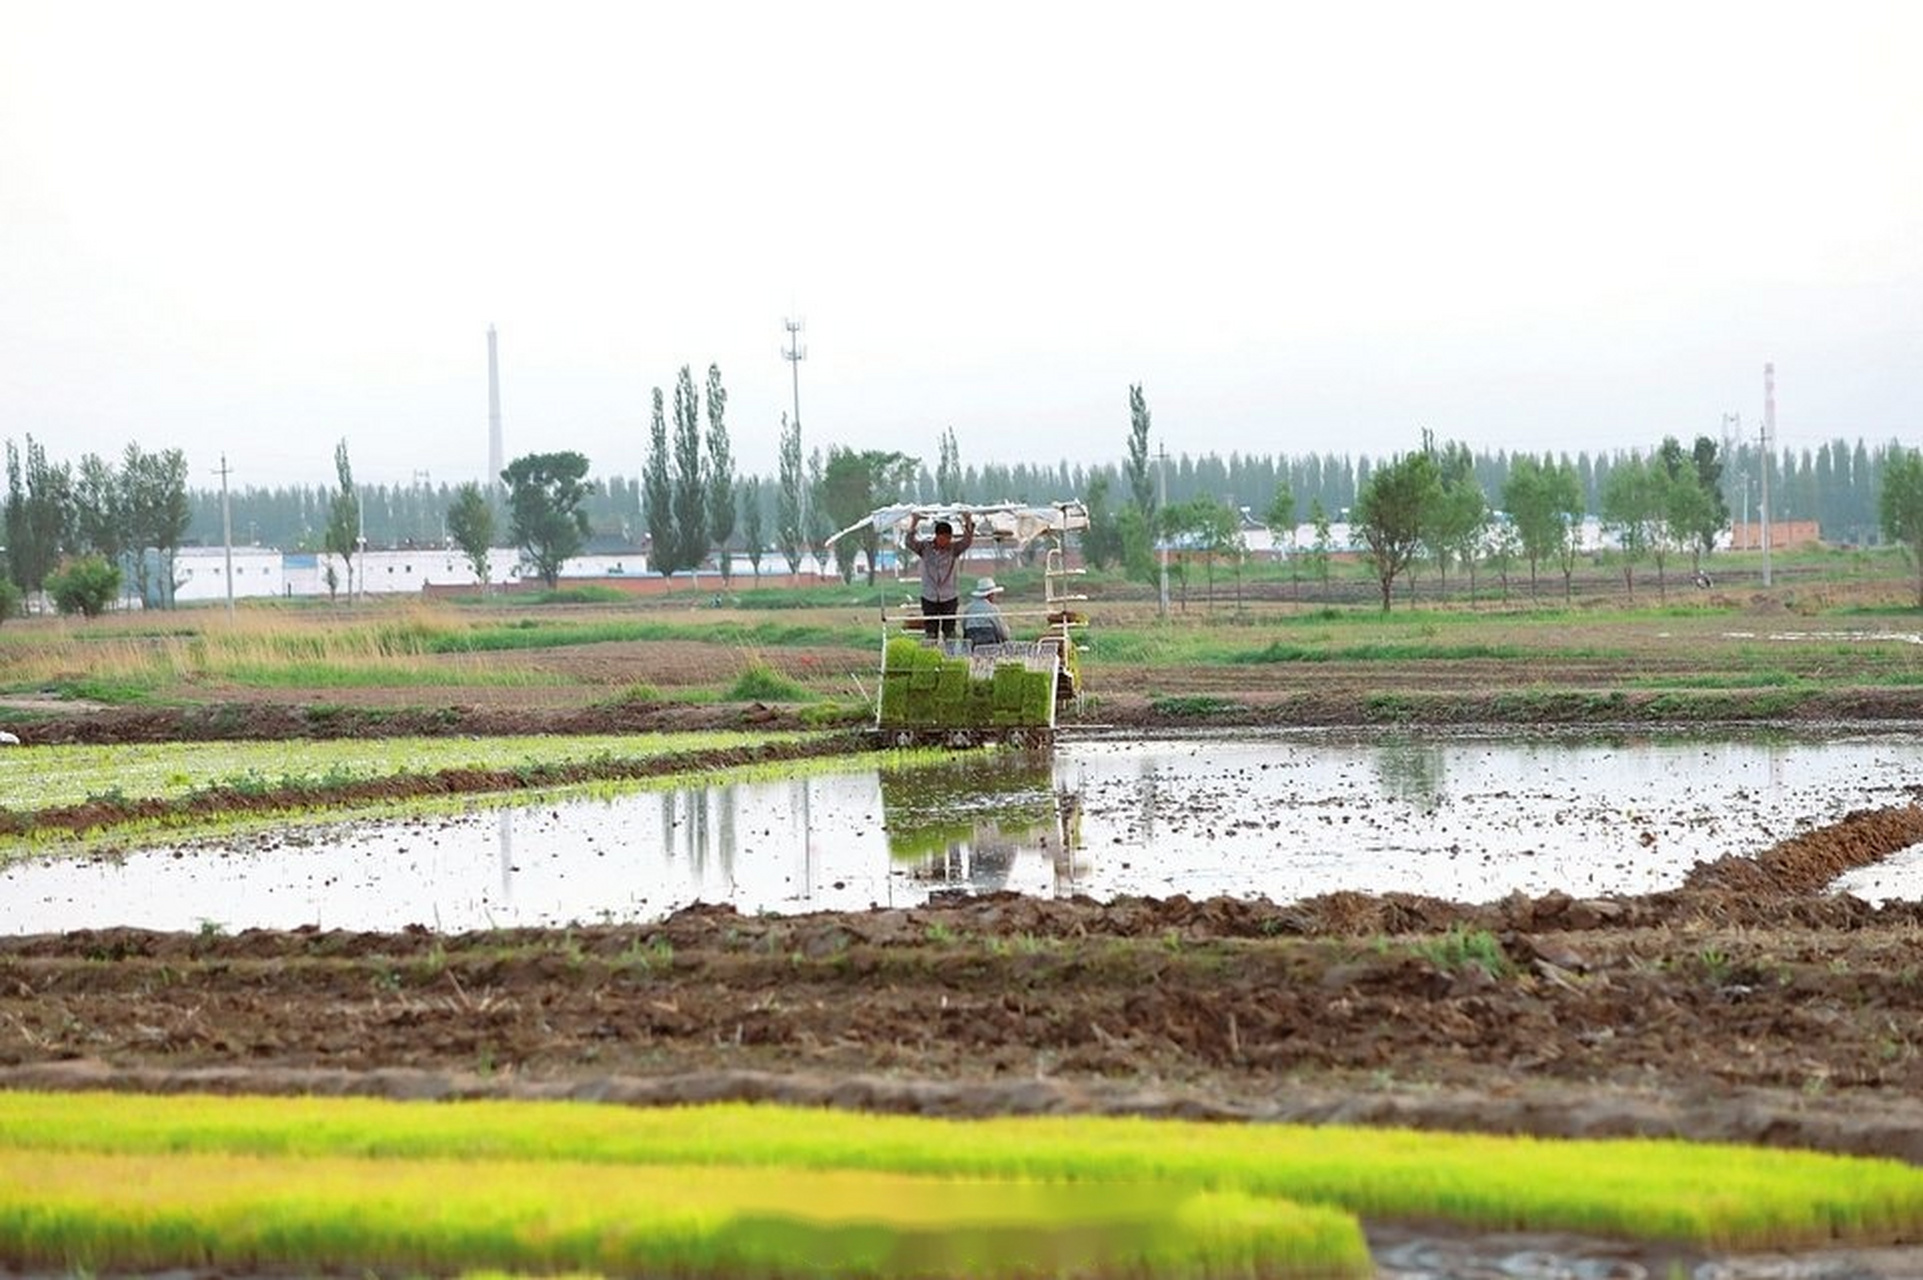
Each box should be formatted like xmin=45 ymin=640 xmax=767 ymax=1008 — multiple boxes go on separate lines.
xmin=3 ymin=1 xmax=1919 ymax=491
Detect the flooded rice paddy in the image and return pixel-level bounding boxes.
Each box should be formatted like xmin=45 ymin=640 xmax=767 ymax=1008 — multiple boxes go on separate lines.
xmin=4 ymin=729 xmax=1921 ymax=934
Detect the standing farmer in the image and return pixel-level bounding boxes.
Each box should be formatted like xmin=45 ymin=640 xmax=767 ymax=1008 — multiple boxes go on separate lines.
xmin=906 ymin=511 xmax=975 ymax=639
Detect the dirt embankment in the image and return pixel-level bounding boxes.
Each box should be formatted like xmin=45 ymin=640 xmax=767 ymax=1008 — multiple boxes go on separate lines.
xmin=12 ymin=683 xmax=1923 ymax=749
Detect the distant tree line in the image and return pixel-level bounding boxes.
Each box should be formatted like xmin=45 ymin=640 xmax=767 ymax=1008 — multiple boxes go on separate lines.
xmin=5 ymin=378 xmax=1917 ymax=616
xmin=165 ymin=433 xmax=1900 ymax=562
xmin=1 ymin=435 xmax=191 ymax=616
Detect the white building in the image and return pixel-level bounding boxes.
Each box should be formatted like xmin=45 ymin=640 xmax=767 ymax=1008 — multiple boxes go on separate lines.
xmin=171 ymin=546 xmax=287 ymax=603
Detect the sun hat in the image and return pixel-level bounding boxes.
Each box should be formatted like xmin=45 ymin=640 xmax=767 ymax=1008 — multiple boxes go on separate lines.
xmin=971 ymin=578 xmax=1002 ymax=597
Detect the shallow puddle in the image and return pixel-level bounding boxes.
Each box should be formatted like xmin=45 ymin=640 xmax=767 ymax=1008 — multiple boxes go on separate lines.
xmin=3 ymin=729 xmax=1920 ymax=934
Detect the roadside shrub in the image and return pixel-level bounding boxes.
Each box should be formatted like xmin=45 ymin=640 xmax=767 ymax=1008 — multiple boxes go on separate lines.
xmin=47 ymin=556 xmax=122 ymax=618
xmin=0 ymin=578 xmax=20 ymax=622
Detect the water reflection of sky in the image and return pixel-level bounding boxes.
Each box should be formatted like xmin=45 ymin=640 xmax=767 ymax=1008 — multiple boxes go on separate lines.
xmin=3 ymin=731 xmax=1921 ymax=933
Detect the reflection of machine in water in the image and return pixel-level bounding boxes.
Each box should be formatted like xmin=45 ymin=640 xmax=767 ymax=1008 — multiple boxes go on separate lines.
xmin=879 ymin=755 xmax=1087 ymax=894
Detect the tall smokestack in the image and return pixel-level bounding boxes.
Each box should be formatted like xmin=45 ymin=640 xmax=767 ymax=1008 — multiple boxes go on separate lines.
xmin=486 ymin=325 xmax=504 ymax=495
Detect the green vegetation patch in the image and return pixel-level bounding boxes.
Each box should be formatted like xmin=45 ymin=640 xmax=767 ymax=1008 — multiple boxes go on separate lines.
xmin=6 ymin=1094 xmax=1921 ymax=1253
xmin=0 ymin=1148 xmax=1360 ymax=1279
xmin=437 ymin=617 xmax=851 ymax=654
xmin=0 ymin=733 xmax=805 ymax=812
xmin=726 ymin=662 xmax=813 ymax=702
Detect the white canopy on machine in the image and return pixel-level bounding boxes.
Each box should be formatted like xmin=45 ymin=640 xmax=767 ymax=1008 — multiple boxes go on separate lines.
xmin=824 ymin=500 xmax=1088 ymax=552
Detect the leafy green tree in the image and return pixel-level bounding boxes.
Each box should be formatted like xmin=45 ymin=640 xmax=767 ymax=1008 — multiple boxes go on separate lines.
xmin=73 ymin=453 xmax=128 ymax=575
xmin=123 ymin=444 xmax=190 ymax=607
xmin=1690 ymin=436 xmax=1731 ymax=559
xmin=739 ymin=477 xmax=765 ymax=578
xmin=47 ymin=554 xmax=121 ymax=618
xmin=324 ymin=439 xmax=361 ymax=603
xmin=1080 ymin=473 xmax=1122 ymax=571
xmin=446 ymin=481 xmax=496 ymax=591
xmin=1306 ymin=498 xmax=1333 ymax=593
xmin=1115 ymin=504 xmax=1156 ymax=587
xmin=775 ymin=412 xmax=805 ymax=576
xmin=1654 ymin=436 xmax=1713 ymax=594
xmin=1125 ymin=384 xmax=1154 ymax=517
xmin=671 ymin=366 xmax=707 ymax=578
xmin=704 ymin=363 xmax=736 ymax=581
xmin=1353 ymin=449 xmax=1439 ymax=611
xmin=1486 ymin=518 xmax=1520 ymax=602
xmin=1502 ymin=456 xmax=1555 ymax=598
xmin=503 ymin=451 xmax=594 ymax=589
xmin=820 ymin=447 xmax=915 ymax=585
xmin=805 ymin=447 xmax=834 ymax=571
xmin=1879 ymin=447 xmax=1923 ymax=607
xmin=0 ymin=575 xmax=19 ymax=622
xmin=1423 ymin=438 xmax=1487 ymax=602
xmin=644 ymin=387 xmax=678 ymax=577
xmin=4 ymin=436 xmax=74 ymax=598
xmin=1601 ymin=455 xmax=1661 ymax=599
xmin=1169 ymin=496 xmax=1243 ymax=612
xmin=1264 ymin=483 xmax=1296 ymax=551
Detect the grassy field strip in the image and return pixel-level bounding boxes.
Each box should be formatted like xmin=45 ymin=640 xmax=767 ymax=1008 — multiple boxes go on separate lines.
xmin=4 ymin=1093 xmax=1919 ymax=1251
xmin=0 ymin=732 xmax=811 ymax=810
xmin=0 ymin=1148 xmax=1368 ymax=1279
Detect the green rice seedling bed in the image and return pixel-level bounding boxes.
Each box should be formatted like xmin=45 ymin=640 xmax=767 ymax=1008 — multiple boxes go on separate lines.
xmin=0 ymin=1148 xmax=1365 ymax=1279
xmin=0 ymin=732 xmax=811 ymax=812
xmin=5 ymin=1093 xmax=1921 ymax=1253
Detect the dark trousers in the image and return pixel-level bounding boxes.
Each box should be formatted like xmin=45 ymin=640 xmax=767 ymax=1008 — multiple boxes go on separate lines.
xmin=921 ymin=596 xmax=959 ymax=639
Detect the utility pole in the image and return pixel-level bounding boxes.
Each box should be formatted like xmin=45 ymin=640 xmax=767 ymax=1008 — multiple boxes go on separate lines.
xmin=216 ymin=454 xmax=235 ymax=618
xmin=1761 ymin=362 xmax=1775 ymax=588
xmin=1720 ymin=412 xmax=1743 ymax=549
xmin=1157 ymin=444 xmax=1170 ymax=617
xmin=782 ymin=317 xmax=808 ymax=560
xmin=782 ymin=318 xmax=806 ymax=433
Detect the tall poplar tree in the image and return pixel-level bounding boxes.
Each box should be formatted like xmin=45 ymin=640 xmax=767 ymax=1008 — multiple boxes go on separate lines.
xmin=1125 ymin=383 xmax=1154 ymax=517
xmin=323 ymin=439 xmax=360 ymax=603
xmin=704 ymin=363 xmax=736 ymax=582
xmin=644 ymin=387 xmax=677 ymax=577
xmin=936 ymin=426 xmax=962 ymax=499
xmin=775 ymin=412 xmax=805 ymax=576
xmin=671 ymin=365 xmax=706 ymax=578
xmin=739 ymin=477 xmax=765 ymax=577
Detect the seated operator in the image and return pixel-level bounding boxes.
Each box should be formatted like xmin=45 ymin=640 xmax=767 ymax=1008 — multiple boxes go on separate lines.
xmin=962 ymin=577 xmax=1011 ymax=648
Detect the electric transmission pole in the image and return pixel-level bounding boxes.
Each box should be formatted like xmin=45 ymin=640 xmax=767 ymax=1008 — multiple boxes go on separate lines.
xmin=1157 ymin=444 xmax=1170 ymax=617
xmin=216 ymin=454 xmax=235 ymax=618
xmin=782 ymin=318 xmax=806 ymax=436
xmin=1761 ymin=362 xmax=1775 ymax=588
xmin=783 ymin=317 xmax=808 ymax=546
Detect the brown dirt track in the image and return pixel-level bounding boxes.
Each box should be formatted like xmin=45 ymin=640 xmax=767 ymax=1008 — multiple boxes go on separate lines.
xmin=7 ymin=622 xmax=1923 ymax=1181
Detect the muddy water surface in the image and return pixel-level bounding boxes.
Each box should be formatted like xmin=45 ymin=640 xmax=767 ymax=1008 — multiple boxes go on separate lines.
xmin=4 ymin=729 xmax=1920 ymax=934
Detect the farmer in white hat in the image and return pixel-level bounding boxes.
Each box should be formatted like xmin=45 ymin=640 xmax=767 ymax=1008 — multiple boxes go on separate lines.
xmin=962 ymin=576 xmax=1010 ymax=648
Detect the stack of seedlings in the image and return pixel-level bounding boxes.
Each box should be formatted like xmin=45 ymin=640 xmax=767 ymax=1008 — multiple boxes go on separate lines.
xmin=879 ymin=636 xmax=1055 ymax=731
